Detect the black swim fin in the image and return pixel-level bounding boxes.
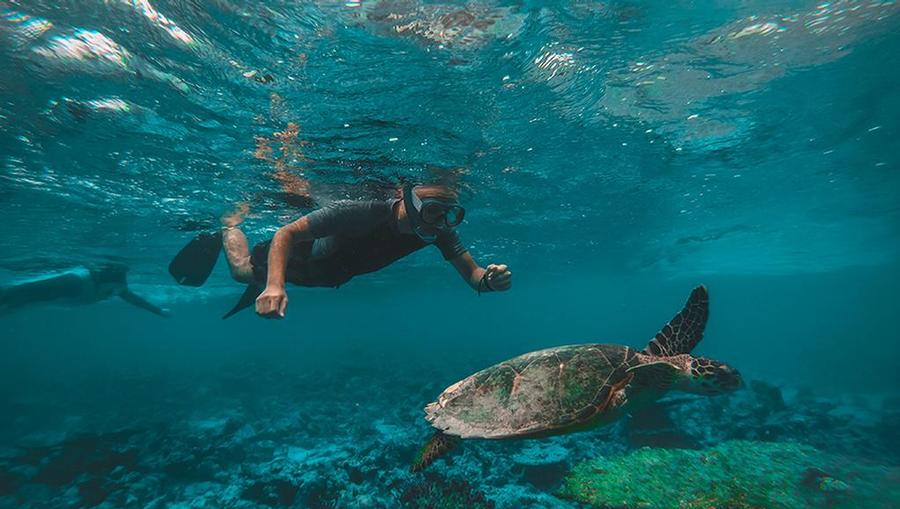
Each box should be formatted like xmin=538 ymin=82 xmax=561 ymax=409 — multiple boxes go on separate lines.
xmin=169 ymin=231 xmax=223 ymax=287
xmin=222 ymin=284 xmax=262 ymax=319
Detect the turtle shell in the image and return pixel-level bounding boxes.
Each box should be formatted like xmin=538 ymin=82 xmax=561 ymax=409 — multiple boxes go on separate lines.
xmin=425 ymin=344 xmax=639 ymax=439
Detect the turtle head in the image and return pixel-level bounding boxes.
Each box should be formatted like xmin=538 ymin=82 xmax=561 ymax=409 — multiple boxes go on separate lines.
xmin=678 ymin=357 xmax=743 ymax=395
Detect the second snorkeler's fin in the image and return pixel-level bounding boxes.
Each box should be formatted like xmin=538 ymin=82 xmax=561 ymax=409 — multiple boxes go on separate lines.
xmin=168 ymin=230 xmax=223 ymax=287
xmin=222 ymin=284 xmax=262 ymax=320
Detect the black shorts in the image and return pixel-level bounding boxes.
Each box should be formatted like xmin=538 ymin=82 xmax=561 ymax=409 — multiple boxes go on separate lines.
xmin=250 ymin=240 xmax=349 ymax=288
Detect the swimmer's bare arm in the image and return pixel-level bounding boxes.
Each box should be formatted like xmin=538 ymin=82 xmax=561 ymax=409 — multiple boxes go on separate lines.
xmin=449 ymin=253 xmax=512 ymax=292
xmin=120 ymin=290 xmax=169 ymax=317
xmin=256 ymin=216 xmax=316 ymax=318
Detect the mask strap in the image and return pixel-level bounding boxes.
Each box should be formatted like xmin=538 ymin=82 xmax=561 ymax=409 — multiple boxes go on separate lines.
xmin=403 ymin=184 xmax=437 ymax=242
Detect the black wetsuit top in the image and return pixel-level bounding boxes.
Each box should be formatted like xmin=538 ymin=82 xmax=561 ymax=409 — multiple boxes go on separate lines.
xmin=250 ymin=199 xmax=467 ymax=288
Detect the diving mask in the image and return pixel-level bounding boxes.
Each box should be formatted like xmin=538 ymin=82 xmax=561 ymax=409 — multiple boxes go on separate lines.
xmin=402 ymin=184 xmax=465 ymax=242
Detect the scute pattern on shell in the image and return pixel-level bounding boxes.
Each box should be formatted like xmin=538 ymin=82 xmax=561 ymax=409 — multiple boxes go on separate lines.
xmin=425 ymin=344 xmax=638 ymax=439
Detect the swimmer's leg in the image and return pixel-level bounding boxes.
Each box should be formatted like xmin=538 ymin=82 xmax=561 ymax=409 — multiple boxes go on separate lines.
xmin=222 ymin=203 xmax=254 ymax=284
xmin=223 ymin=227 xmax=254 ymax=284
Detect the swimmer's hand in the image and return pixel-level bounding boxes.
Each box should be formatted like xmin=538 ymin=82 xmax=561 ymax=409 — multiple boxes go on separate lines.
xmin=484 ymin=264 xmax=512 ymax=291
xmin=256 ymin=286 xmax=288 ymax=319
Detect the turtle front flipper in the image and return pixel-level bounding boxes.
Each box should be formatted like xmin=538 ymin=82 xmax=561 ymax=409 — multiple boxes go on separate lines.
xmin=644 ymin=285 xmax=709 ymax=356
xmin=625 ymin=361 xmax=680 ymax=406
xmin=411 ymin=431 xmax=460 ymax=473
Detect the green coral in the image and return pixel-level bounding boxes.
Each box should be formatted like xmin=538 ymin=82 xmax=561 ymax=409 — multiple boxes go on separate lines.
xmin=556 ymin=440 xmax=900 ymax=509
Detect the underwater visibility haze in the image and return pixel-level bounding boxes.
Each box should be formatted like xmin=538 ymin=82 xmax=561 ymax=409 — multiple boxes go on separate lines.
xmin=1 ymin=0 xmax=899 ymax=507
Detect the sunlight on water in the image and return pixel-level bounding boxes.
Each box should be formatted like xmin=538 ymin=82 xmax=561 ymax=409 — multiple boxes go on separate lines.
xmin=0 ymin=0 xmax=896 ymax=280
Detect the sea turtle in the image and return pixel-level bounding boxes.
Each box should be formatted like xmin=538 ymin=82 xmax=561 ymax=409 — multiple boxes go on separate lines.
xmin=412 ymin=285 xmax=742 ymax=472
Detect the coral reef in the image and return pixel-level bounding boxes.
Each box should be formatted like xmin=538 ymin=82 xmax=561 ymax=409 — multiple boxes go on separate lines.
xmin=0 ymin=361 xmax=897 ymax=508
xmin=557 ymin=440 xmax=900 ymax=509
xmin=399 ymin=474 xmax=494 ymax=509
xmin=626 ymin=380 xmax=900 ymax=465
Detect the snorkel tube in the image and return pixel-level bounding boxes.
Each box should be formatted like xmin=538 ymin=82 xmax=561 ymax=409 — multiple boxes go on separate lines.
xmin=403 ymin=184 xmax=438 ymax=242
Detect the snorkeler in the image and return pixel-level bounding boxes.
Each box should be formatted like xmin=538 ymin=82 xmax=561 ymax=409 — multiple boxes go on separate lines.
xmin=0 ymin=263 xmax=169 ymax=317
xmin=169 ymin=184 xmax=512 ymax=319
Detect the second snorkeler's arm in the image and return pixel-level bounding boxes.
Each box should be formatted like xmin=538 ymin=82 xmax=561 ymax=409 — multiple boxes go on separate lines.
xmin=256 ymin=216 xmax=315 ymax=318
xmin=120 ymin=290 xmax=170 ymax=317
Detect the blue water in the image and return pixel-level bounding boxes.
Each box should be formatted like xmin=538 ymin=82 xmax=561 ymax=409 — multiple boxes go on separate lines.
xmin=1 ymin=1 xmax=899 ymax=507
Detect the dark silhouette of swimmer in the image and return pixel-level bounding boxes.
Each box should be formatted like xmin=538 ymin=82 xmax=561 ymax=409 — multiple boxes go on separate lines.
xmin=0 ymin=263 xmax=169 ymax=317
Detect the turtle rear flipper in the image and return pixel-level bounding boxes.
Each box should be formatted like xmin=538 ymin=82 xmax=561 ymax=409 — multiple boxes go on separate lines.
xmin=411 ymin=431 xmax=459 ymax=473
xmin=644 ymin=285 xmax=708 ymax=356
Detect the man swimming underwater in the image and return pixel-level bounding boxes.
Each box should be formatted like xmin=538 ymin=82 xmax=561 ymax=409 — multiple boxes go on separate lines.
xmin=0 ymin=263 xmax=169 ymax=317
xmin=170 ymin=184 xmax=512 ymax=318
